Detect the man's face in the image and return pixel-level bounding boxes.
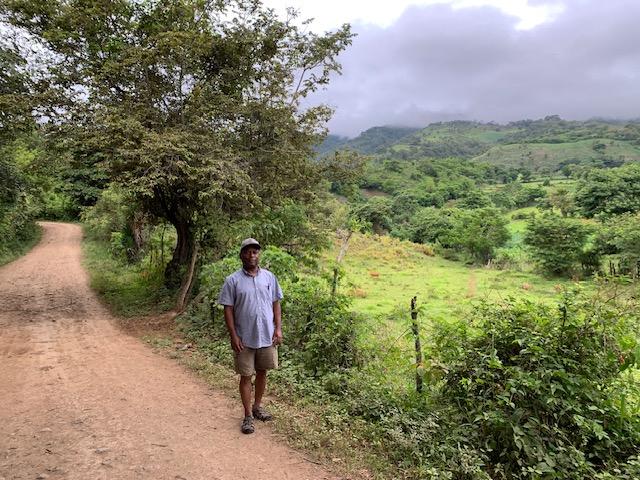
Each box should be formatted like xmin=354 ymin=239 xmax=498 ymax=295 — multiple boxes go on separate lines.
xmin=240 ymin=246 xmax=260 ymax=269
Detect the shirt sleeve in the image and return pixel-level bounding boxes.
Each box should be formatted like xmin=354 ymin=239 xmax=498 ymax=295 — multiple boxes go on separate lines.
xmin=218 ymin=277 xmax=235 ymax=306
xmin=272 ymin=274 xmax=283 ymax=302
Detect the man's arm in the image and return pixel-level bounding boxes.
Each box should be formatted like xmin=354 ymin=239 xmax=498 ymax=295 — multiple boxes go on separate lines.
xmin=223 ymin=305 xmax=244 ymax=352
xmin=272 ymin=301 xmax=282 ymax=345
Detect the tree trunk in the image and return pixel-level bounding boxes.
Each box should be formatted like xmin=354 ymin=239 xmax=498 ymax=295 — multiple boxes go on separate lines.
xmin=176 ymin=243 xmax=199 ymax=312
xmin=129 ymin=211 xmax=147 ymax=260
xmin=164 ymin=215 xmax=195 ymax=289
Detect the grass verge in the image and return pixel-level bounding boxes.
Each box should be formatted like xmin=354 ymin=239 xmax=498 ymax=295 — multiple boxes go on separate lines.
xmin=0 ymin=222 xmax=42 ymax=267
xmin=82 ymin=235 xmax=175 ymax=317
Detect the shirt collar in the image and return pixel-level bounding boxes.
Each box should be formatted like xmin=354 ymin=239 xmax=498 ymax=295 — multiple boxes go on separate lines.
xmin=242 ymin=266 xmax=261 ymax=277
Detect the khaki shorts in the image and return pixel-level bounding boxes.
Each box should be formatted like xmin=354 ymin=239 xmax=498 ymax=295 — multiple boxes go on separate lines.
xmin=234 ymin=346 xmax=278 ymax=376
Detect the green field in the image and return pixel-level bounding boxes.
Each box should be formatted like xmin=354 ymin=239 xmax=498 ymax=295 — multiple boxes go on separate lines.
xmin=325 ymin=233 xmax=575 ymax=324
xmin=473 ymin=138 xmax=640 ymax=170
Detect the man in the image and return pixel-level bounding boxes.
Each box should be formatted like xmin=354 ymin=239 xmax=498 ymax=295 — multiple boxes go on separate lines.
xmin=218 ymin=238 xmax=283 ymax=434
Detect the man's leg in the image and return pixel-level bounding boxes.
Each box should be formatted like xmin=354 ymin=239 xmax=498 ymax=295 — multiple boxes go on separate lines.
xmin=239 ymin=375 xmax=253 ymax=417
xmin=253 ymin=369 xmax=267 ymax=410
xmin=252 ymin=344 xmax=277 ymax=421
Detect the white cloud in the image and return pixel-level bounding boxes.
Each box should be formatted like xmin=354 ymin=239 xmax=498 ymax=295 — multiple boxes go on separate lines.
xmin=263 ymin=0 xmax=564 ymax=31
xmin=299 ymin=0 xmax=640 ymax=136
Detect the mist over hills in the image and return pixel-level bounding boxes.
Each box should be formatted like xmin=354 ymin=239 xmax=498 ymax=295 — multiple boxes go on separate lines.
xmin=317 ymin=126 xmax=421 ymax=156
xmin=320 ymin=116 xmax=640 ymax=172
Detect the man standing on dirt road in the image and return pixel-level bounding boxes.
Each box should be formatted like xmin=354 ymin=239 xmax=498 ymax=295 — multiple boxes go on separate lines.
xmin=218 ymin=238 xmax=283 ymax=434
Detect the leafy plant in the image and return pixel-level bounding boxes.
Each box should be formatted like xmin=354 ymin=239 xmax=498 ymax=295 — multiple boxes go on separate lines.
xmin=432 ymin=291 xmax=640 ymax=479
xmin=524 ymin=212 xmax=593 ymax=276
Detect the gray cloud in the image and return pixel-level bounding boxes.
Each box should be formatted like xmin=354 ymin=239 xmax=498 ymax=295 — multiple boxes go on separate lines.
xmin=312 ymin=0 xmax=640 ymax=136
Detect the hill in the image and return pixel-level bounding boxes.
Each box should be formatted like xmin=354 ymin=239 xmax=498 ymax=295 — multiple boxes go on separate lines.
xmin=325 ymin=117 xmax=640 ymax=173
xmin=317 ymin=126 xmax=421 ymax=156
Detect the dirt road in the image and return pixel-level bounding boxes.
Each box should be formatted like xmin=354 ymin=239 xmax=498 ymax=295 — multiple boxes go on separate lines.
xmin=0 ymin=222 xmax=335 ymax=480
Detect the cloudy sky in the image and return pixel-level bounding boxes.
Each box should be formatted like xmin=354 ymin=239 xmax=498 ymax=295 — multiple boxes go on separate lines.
xmin=265 ymin=0 xmax=640 ymax=136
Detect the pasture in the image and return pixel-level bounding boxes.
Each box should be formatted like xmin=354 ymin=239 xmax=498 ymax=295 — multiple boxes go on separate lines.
xmin=325 ymin=233 xmax=575 ymax=321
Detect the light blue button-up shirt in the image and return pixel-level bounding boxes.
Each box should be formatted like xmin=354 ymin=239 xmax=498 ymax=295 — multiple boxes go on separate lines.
xmin=218 ymin=268 xmax=283 ymax=349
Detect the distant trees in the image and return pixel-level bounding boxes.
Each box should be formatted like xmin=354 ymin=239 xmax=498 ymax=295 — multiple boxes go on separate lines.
xmin=545 ymin=186 xmax=576 ymax=217
xmin=524 ymin=213 xmax=592 ymax=276
xmin=399 ymin=207 xmax=457 ymax=245
xmin=449 ymin=208 xmax=510 ymax=264
xmin=351 ymin=197 xmax=394 ymax=234
xmin=575 ymin=164 xmax=640 ymax=218
xmin=597 ymin=213 xmax=640 ymax=277
xmin=391 ymin=206 xmax=508 ymax=264
xmin=4 ymin=0 xmax=353 ymax=288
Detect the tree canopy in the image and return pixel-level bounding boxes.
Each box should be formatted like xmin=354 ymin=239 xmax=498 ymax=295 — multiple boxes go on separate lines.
xmin=2 ymin=0 xmax=353 ymax=287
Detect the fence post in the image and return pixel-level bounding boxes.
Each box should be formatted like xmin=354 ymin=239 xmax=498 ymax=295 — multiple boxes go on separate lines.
xmin=411 ymin=296 xmax=424 ymax=393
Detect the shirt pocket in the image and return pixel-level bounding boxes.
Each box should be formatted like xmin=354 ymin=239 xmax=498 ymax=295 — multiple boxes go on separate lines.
xmin=257 ymin=277 xmax=272 ymax=304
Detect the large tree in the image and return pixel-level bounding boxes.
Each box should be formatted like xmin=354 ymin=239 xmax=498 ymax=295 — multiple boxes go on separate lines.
xmin=3 ymin=0 xmax=353 ymax=288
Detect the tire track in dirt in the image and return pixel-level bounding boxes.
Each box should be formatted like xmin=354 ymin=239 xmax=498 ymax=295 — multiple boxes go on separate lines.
xmin=0 ymin=222 xmax=336 ymax=480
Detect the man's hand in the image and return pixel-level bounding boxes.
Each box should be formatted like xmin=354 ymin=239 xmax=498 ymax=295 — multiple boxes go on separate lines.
xmin=230 ymin=334 xmax=244 ymax=353
xmin=272 ymin=328 xmax=283 ymax=346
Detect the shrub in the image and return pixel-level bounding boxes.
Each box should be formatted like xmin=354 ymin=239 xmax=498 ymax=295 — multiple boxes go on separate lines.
xmin=492 ymin=246 xmax=527 ymax=270
xmin=524 ymin=212 xmax=592 ymax=276
xmin=432 ymin=292 xmax=640 ymax=479
xmin=281 ymin=277 xmax=362 ymax=376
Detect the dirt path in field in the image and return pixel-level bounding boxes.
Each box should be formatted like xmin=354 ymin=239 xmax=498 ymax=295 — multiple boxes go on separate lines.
xmin=0 ymin=222 xmax=336 ymax=480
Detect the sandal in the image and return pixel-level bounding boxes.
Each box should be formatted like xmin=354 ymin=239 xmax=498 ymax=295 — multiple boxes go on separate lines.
xmin=241 ymin=415 xmax=254 ymax=434
xmin=252 ymin=406 xmax=273 ymax=421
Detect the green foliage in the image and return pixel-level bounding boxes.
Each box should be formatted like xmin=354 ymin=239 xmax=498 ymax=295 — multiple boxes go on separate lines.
xmin=351 ymin=197 xmax=394 ymax=234
xmin=385 ymin=120 xmax=500 ymax=159
xmin=0 ymin=204 xmax=40 ymax=265
xmin=457 ymin=189 xmax=492 ymax=209
xmin=319 ymin=126 xmax=421 ymax=156
xmin=524 ymin=212 xmax=593 ymax=276
xmin=0 ymin=44 xmax=33 ymax=140
xmin=597 ymin=213 xmax=640 ymax=276
xmin=81 ymin=184 xmax=159 ymax=263
xmin=82 ymin=237 xmax=174 ymax=317
xmin=281 ymin=277 xmax=362 ymax=376
xmin=432 ymin=292 xmax=640 ymax=479
xmin=0 ymin=142 xmax=40 ymax=260
xmin=81 ymin=186 xmax=133 ymax=242
xmin=5 ymin=0 xmax=354 ymax=287
xmin=491 ymin=183 xmax=546 ymax=209
xmin=575 ymin=164 xmax=640 ymax=218
xmin=396 ymin=206 xmax=457 ymax=244
xmin=396 ymin=207 xmax=509 ymax=264
xmin=448 ymin=208 xmax=510 ymax=264
xmin=544 ymin=186 xmax=576 ymax=217
xmin=232 ymin=199 xmax=335 ymax=264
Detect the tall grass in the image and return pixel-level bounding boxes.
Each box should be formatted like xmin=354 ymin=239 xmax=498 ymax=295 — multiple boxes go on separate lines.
xmin=82 ymin=237 xmax=174 ymax=317
xmin=0 ymin=222 xmax=41 ymax=267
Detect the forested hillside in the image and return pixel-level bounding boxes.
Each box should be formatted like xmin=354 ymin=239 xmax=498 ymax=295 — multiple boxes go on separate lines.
xmin=322 ymin=116 xmax=640 ymax=173
xmin=318 ymin=125 xmax=420 ymax=155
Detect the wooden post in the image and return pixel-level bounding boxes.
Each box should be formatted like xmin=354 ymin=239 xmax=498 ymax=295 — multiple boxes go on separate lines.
xmin=411 ymin=296 xmax=424 ymax=393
